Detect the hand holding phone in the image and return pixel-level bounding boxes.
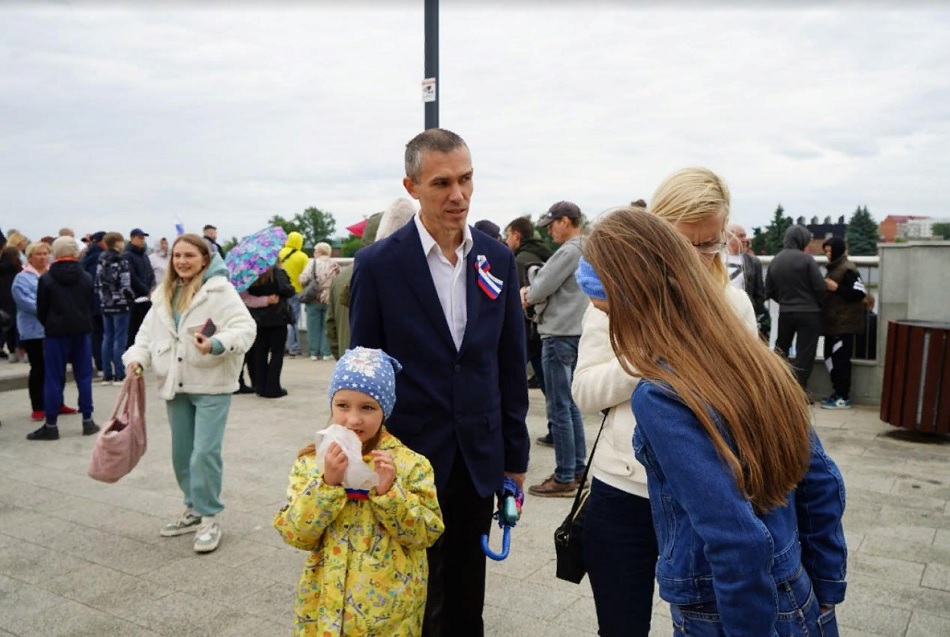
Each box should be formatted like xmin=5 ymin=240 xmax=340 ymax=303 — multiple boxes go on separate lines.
xmin=199 ymin=318 xmax=217 ymax=337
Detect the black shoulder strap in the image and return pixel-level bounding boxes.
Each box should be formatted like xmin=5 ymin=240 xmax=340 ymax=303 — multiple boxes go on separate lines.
xmin=280 ymin=248 xmax=298 ymax=264
xmin=566 ymin=409 xmax=609 ymax=518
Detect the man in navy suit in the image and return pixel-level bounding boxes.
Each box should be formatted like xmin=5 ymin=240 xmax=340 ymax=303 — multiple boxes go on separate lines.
xmin=350 ymin=128 xmax=530 ymax=637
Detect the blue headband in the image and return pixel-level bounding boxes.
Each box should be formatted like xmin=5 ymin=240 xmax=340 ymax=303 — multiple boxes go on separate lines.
xmin=575 ymin=257 xmax=607 ymax=300
xmin=329 ymin=347 xmax=402 ymax=419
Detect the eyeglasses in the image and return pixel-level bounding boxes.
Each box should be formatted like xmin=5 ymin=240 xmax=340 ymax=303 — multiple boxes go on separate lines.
xmin=691 ymin=236 xmax=727 ymax=256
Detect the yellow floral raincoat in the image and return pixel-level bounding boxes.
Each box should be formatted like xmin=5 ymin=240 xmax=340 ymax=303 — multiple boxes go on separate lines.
xmin=274 ymin=430 xmax=444 ymax=637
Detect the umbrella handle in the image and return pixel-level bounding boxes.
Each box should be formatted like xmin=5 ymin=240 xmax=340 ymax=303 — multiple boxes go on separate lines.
xmin=480 ymin=526 xmax=511 ymax=561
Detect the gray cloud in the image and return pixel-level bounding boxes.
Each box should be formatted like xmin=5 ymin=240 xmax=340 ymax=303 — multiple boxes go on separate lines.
xmin=2 ymin=5 xmax=949 ymax=241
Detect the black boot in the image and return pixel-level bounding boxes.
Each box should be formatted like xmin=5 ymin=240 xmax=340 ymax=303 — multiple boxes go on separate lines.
xmin=27 ymin=424 xmax=59 ymax=441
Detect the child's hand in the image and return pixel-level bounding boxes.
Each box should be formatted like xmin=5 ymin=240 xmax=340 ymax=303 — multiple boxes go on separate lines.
xmin=323 ymin=442 xmax=348 ymax=486
xmin=371 ymin=450 xmax=395 ymax=494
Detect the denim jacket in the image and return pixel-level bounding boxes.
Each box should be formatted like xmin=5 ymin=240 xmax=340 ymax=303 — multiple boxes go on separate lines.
xmin=632 ymin=380 xmax=847 ymax=636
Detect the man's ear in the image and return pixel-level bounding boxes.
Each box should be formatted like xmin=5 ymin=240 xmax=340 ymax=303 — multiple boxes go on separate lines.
xmin=403 ymin=176 xmax=419 ymax=200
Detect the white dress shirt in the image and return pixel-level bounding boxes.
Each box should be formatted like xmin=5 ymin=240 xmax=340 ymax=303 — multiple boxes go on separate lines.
xmin=414 ymin=214 xmax=473 ymax=350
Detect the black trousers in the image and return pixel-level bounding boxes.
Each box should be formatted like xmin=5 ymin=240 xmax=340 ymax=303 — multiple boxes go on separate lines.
xmin=90 ymin=314 xmax=104 ymax=372
xmin=823 ymin=334 xmax=855 ymax=400
xmin=127 ymin=301 xmax=151 ymax=348
xmin=422 ymin=455 xmax=494 ymax=637
xmin=775 ymin=311 xmax=821 ymax=390
xmin=21 ymin=338 xmax=44 ymax=412
xmin=253 ymin=325 xmax=287 ymax=397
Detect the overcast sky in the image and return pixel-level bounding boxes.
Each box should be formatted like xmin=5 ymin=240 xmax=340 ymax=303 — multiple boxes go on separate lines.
xmin=2 ymin=2 xmax=949 ymax=245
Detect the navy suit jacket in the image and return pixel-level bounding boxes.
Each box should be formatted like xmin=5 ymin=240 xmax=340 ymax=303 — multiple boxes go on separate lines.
xmin=349 ymin=221 xmax=530 ymax=498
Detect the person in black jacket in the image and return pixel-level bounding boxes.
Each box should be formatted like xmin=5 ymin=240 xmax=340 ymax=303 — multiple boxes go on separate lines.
xmin=247 ymin=264 xmax=295 ymax=398
xmin=79 ymin=231 xmax=106 ymax=373
xmin=765 ymin=225 xmax=826 ymax=392
xmin=29 ymin=237 xmax=100 ymax=441
xmin=125 ymin=228 xmax=156 ymax=347
xmin=819 ymin=237 xmax=867 ymax=410
xmin=0 ymin=246 xmax=22 ymax=360
xmin=727 ymin=224 xmax=769 ymax=341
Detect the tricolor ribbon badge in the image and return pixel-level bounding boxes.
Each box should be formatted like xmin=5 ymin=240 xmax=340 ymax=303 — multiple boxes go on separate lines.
xmin=475 ymin=254 xmax=503 ymax=300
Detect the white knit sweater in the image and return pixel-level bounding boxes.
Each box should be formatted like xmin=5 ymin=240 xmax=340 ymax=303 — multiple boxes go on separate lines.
xmin=571 ymin=286 xmax=757 ymax=497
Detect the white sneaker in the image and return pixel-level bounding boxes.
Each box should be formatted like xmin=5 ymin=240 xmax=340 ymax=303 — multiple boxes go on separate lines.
xmin=310 ymin=355 xmax=318 ymax=361
xmin=160 ymin=509 xmax=202 ymax=537
xmin=322 ymin=356 xmax=334 ymax=361
xmin=193 ymin=517 xmax=222 ymax=553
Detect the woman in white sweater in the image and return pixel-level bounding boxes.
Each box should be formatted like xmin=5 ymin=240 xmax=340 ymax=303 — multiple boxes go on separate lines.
xmin=573 ymin=174 xmax=756 ymax=637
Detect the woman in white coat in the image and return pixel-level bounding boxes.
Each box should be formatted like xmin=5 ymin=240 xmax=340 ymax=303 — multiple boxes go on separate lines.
xmin=574 ymin=176 xmax=757 ymax=637
xmin=124 ymin=234 xmax=255 ymax=554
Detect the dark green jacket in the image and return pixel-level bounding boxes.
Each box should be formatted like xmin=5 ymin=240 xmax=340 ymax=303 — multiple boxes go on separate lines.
xmin=514 ymin=237 xmax=553 ymax=286
xmin=823 ymin=257 xmax=867 ymax=335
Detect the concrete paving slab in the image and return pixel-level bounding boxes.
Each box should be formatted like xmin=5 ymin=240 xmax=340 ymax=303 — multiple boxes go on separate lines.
xmin=0 ymin=357 xmax=948 ymax=636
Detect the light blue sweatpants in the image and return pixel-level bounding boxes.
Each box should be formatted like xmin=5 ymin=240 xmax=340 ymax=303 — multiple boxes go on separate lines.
xmin=165 ymin=393 xmax=231 ymax=516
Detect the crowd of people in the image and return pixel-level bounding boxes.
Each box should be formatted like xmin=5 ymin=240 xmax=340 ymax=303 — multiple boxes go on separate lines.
xmin=1 ymin=127 xmax=869 ymax=637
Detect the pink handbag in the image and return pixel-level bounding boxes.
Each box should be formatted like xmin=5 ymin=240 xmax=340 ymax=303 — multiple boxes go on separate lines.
xmin=88 ymin=376 xmax=147 ymax=483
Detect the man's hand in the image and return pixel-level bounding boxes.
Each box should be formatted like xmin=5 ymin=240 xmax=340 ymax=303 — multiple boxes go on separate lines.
xmin=371 ymin=450 xmax=395 ymax=494
xmin=267 ymin=294 xmax=280 ymax=305
xmin=520 ymin=286 xmax=531 ymax=310
xmin=504 ymin=472 xmax=526 ymax=492
xmin=323 ymin=443 xmax=348 ymax=486
xmin=825 ymin=278 xmax=838 ymax=292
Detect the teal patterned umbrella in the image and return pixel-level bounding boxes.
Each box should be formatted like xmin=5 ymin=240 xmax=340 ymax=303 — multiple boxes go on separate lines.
xmin=225 ymin=226 xmax=288 ymax=292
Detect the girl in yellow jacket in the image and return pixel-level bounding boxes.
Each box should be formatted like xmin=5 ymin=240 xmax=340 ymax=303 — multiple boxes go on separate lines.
xmin=274 ymin=347 xmax=444 ymax=637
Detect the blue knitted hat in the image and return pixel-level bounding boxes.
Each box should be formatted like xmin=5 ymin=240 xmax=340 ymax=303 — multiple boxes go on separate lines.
xmin=328 ymin=347 xmax=402 ymax=419
xmin=575 ymin=257 xmax=607 ymax=300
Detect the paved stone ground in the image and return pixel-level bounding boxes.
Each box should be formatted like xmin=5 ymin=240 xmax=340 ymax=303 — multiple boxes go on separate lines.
xmin=1 ymin=356 xmax=949 ymax=636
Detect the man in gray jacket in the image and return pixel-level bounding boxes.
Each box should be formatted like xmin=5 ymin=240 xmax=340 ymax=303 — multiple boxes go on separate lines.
xmin=521 ymin=201 xmax=589 ymax=497
xmin=765 ymin=224 xmax=826 ymax=392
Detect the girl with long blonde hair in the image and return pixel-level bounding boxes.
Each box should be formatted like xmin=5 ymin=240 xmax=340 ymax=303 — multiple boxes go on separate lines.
xmin=585 ymin=207 xmax=847 ymax=636
xmin=124 ymin=234 xmax=256 ymax=553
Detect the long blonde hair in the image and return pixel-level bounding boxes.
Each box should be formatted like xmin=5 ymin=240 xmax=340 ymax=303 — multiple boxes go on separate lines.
xmin=650 ymin=167 xmax=730 ymax=287
xmin=586 ymin=207 xmax=811 ymax=513
xmin=162 ymin=234 xmax=212 ymax=315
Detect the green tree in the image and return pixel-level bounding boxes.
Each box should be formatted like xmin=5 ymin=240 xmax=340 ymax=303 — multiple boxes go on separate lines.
xmin=295 ymin=207 xmax=336 ymax=248
xmin=750 ymin=226 xmax=766 ymax=255
xmin=221 ymin=235 xmax=239 ymax=255
xmin=339 ymin=235 xmax=363 ymax=257
xmin=931 ymin=222 xmax=950 ymax=239
xmin=763 ymin=205 xmax=792 ymax=255
xmin=846 ymin=205 xmax=879 ymax=256
xmin=267 ymin=214 xmax=300 ymax=236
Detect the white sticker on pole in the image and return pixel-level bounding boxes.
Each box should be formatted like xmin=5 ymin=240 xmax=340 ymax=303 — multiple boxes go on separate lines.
xmin=422 ymin=77 xmax=436 ymax=103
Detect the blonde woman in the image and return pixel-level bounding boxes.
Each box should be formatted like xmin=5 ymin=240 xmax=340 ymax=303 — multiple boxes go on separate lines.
xmin=585 ymin=208 xmax=846 ymax=637
xmin=574 ymin=179 xmax=758 ymax=636
xmin=299 ymin=242 xmax=340 ymax=361
xmin=123 ymin=234 xmax=255 ymax=553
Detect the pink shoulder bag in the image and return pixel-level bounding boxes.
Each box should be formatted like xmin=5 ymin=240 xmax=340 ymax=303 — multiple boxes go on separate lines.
xmin=88 ymin=376 xmax=148 ymax=483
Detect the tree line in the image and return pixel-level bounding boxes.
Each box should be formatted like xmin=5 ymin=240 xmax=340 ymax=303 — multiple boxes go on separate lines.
xmin=750 ymin=205 xmax=880 ymax=256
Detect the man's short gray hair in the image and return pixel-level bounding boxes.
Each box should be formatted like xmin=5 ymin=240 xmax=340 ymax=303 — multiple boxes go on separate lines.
xmin=404 ymin=128 xmax=468 ymax=183
xmin=52 ymin=236 xmax=79 ymax=259
xmin=314 ymin=242 xmax=332 ymax=257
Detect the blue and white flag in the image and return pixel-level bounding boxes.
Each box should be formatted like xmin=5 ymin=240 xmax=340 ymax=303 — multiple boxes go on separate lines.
xmin=174 ymin=214 xmax=185 ymax=236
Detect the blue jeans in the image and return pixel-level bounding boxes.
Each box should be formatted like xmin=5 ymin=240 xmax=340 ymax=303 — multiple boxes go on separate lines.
xmin=43 ymin=334 xmax=94 ymax=425
xmin=541 ymin=336 xmax=585 ymax=483
xmin=102 ymin=312 xmax=130 ymax=381
xmin=304 ymin=302 xmax=330 ymax=357
xmin=583 ymin=479 xmax=658 ymax=637
xmin=285 ymin=296 xmax=301 ymax=354
xmin=670 ymin=567 xmax=839 ymax=637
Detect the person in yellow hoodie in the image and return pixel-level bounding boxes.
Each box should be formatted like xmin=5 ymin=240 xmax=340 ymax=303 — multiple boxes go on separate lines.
xmin=274 ymin=347 xmax=444 ymax=636
xmin=279 ymin=231 xmax=309 ymax=356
